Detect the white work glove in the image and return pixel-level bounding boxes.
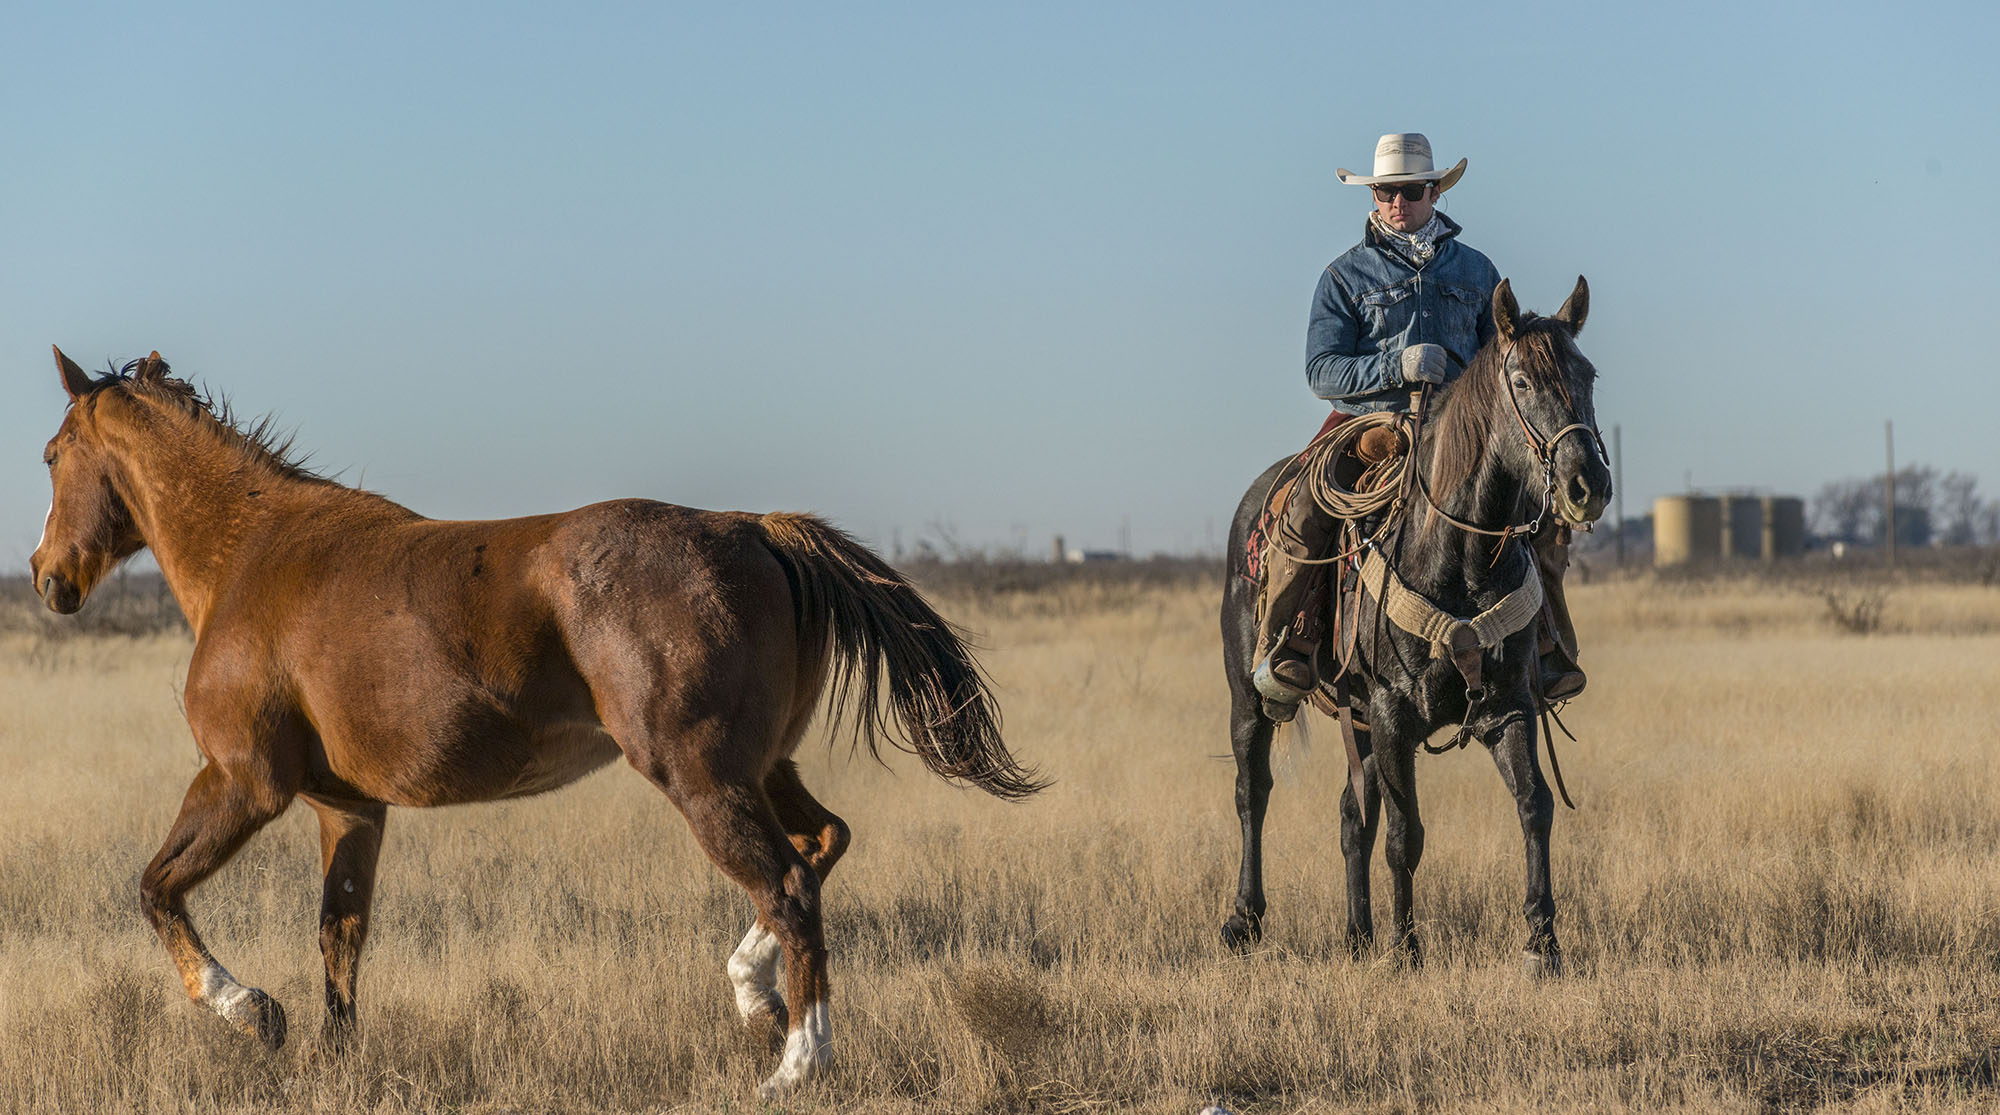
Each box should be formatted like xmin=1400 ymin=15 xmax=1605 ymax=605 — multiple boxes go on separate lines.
xmin=1399 ymin=343 xmax=1448 ymax=386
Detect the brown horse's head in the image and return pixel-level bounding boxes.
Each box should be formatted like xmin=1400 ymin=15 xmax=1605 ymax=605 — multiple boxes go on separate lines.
xmin=29 ymin=347 xmax=154 ymax=614
xmin=1489 ymin=276 xmax=1611 ymax=525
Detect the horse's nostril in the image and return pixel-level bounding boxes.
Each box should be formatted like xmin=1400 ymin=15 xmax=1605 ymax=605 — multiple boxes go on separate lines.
xmin=1568 ymin=476 xmax=1592 ymax=504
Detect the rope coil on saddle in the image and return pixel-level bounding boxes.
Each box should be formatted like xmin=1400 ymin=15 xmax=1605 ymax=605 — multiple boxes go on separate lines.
xmin=1297 ymin=412 xmax=1412 ymax=521
xmin=1255 ymin=411 xmax=1413 ymax=572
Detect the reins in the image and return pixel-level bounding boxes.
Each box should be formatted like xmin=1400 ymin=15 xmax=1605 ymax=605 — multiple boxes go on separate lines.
xmin=1306 ymin=342 xmax=1595 ymax=811
xmin=1406 ymin=338 xmax=1608 ymax=559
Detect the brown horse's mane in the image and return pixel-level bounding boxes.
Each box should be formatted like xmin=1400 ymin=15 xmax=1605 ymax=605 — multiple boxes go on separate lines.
xmin=1427 ymin=315 xmax=1591 ymax=495
xmin=84 ymin=358 xmax=336 ymax=487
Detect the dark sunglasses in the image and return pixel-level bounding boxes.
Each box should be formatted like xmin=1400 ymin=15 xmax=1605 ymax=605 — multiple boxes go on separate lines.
xmin=1370 ymin=182 xmax=1434 ymax=202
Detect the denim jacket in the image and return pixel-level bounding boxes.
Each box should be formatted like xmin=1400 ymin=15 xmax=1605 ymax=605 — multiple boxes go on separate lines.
xmin=1305 ymin=213 xmax=1500 ymax=413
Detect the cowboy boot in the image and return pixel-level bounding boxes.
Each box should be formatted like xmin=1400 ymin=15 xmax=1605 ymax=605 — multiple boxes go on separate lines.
xmin=1253 ymin=489 xmax=1338 ymax=713
xmin=1532 ymin=522 xmax=1586 ymax=701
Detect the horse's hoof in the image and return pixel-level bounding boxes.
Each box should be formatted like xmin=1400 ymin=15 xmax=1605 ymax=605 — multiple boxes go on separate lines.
xmin=741 ymin=994 xmax=788 ymax=1035
xmin=218 ymin=988 xmax=287 ymax=1050
xmin=756 ymin=1020 xmax=830 ymax=1100
xmin=1522 ymin=949 xmax=1563 ymax=979
xmin=1345 ymin=930 xmax=1374 ymax=961
xmin=1220 ymin=915 xmax=1262 ymax=952
xmin=309 ymin=1020 xmax=356 ymax=1062
xmin=1392 ymin=935 xmax=1423 ymax=970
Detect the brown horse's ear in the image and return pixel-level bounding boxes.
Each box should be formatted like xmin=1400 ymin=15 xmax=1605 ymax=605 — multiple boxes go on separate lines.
xmin=1553 ymin=276 xmax=1589 ymax=334
xmin=137 ymin=351 xmax=168 ymax=382
xmin=54 ymin=346 xmax=93 ymax=399
xmin=1492 ymin=278 xmax=1520 ymax=340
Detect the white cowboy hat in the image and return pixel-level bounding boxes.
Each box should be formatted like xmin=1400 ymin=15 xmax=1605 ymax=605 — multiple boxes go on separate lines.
xmin=1335 ymin=133 xmax=1467 ymax=192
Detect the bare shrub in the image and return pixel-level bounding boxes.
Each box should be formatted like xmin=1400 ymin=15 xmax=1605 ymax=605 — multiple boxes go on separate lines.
xmin=1821 ymin=588 xmax=1889 ymax=635
xmin=948 ymin=964 xmax=1053 ymax=1067
xmin=0 ymin=571 xmax=188 ymax=640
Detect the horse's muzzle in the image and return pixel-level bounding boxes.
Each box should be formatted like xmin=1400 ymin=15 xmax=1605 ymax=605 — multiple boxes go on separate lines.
xmin=1559 ymin=492 xmax=1609 ymax=525
xmin=1560 ymin=468 xmax=1610 ymax=525
xmin=39 ymin=573 xmax=83 ymax=615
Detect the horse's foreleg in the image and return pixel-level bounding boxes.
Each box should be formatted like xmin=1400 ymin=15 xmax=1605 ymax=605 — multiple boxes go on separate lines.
xmin=1339 ymin=729 xmax=1381 ymax=957
xmin=141 ymin=764 xmax=293 ymax=1048
xmin=1375 ymin=732 xmax=1424 ymax=966
xmin=306 ymin=797 xmax=387 ymax=1046
xmin=1222 ymin=699 xmax=1274 ymax=951
xmin=1488 ymin=709 xmax=1560 ymax=977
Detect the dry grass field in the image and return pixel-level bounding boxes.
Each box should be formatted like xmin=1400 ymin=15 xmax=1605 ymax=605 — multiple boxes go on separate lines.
xmin=3 ymin=571 xmax=2000 ymax=1113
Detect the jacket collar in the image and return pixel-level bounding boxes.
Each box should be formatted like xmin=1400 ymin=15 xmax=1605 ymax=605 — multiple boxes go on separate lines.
xmin=1362 ymin=210 xmax=1463 ymax=257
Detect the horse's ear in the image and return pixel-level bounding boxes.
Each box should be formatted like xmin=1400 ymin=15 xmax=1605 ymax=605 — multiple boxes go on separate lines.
xmin=1492 ymin=278 xmax=1521 ymax=340
xmin=54 ymin=346 xmax=92 ymax=399
xmin=1553 ymin=276 xmax=1589 ymax=334
xmin=137 ymin=351 xmax=168 ymax=382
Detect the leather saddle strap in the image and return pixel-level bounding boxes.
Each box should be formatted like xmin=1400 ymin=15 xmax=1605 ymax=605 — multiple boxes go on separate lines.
xmin=1335 ymin=672 xmax=1369 ymax=809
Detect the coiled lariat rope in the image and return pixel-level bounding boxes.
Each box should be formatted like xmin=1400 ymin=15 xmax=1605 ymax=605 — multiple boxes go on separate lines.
xmin=1298 ymin=411 xmax=1412 ymax=521
xmin=1258 ymin=411 xmax=1414 ymax=570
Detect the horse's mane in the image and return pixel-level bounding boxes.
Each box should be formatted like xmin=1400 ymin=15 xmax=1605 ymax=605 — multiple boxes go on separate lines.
xmin=1427 ymin=315 xmax=1591 ymax=495
xmin=82 ymin=357 xmax=333 ymax=486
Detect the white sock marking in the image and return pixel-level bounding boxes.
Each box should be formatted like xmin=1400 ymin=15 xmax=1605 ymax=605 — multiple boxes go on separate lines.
xmin=198 ymin=962 xmax=257 ymax=1026
xmin=727 ymin=923 xmax=783 ymax=1022
xmin=759 ymin=999 xmax=831 ymax=1098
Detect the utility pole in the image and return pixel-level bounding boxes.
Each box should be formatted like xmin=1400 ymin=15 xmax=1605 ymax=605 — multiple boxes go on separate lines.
xmin=1613 ymin=424 xmax=1625 ymax=566
xmin=1884 ymin=420 xmax=1896 ymax=568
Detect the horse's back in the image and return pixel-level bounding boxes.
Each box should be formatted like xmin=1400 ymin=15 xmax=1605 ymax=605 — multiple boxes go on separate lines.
xmin=193 ymin=496 xmax=800 ymax=808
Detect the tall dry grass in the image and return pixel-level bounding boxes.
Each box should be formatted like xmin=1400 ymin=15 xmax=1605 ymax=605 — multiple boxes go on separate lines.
xmin=2 ymin=575 xmax=1999 ymax=1113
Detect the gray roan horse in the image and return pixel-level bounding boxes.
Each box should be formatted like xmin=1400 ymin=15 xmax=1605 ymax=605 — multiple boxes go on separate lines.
xmin=1219 ymin=277 xmax=1610 ymax=974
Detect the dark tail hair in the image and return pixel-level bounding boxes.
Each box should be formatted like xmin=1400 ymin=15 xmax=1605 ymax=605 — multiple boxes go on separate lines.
xmin=759 ymin=513 xmax=1046 ymax=800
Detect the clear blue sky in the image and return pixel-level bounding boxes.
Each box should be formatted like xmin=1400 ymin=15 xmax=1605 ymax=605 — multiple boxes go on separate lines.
xmin=5 ymin=1 xmax=1995 ymax=562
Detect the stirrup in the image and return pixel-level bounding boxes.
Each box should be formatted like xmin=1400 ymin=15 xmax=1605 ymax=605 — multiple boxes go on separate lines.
xmin=1540 ymin=654 xmax=1586 ymax=703
xmin=1542 ymin=671 xmax=1586 ymax=703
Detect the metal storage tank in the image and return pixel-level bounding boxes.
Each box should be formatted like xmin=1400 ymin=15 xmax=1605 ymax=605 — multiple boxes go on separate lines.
xmin=1762 ymin=496 xmax=1806 ymax=560
xmin=1720 ymin=495 xmax=1764 ymax=560
xmin=1653 ymin=495 xmax=1722 ymax=566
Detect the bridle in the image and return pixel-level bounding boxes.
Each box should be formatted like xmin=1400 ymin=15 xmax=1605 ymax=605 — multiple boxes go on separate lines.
xmin=1410 ymin=335 xmax=1606 ymax=545
xmin=1499 ymin=336 xmax=1608 ymax=478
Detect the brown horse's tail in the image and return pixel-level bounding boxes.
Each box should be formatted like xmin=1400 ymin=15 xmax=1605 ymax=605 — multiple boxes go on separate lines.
xmin=758 ymin=513 xmax=1046 ymax=800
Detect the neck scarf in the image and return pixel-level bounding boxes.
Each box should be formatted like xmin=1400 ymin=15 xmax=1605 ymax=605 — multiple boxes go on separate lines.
xmin=1370 ymin=211 xmax=1448 ymax=268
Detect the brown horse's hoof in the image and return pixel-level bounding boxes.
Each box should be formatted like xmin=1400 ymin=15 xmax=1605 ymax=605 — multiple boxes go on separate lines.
xmin=217 ymin=987 xmax=288 ymax=1050
xmin=742 ymin=995 xmax=788 ymax=1035
xmin=1522 ymin=949 xmax=1563 ymax=979
xmin=309 ymin=1018 xmax=357 ymax=1063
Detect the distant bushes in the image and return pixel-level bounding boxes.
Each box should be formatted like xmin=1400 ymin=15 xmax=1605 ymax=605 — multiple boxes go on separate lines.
xmin=0 ymin=571 xmax=188 ymax=639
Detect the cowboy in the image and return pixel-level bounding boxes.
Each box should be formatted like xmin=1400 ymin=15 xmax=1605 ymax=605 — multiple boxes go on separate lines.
xmin=1253 ymin=132 xmax=1586 ymax=716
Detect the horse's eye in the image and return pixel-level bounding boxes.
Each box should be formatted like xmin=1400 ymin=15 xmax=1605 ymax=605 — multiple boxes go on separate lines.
xmin=1511 ymin=374 xmax=1532 ymax=392
xmin=42 ymin=449 xmax=56 ymax=468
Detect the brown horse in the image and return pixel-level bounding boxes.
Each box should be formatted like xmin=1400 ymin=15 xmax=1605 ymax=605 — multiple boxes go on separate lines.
xmin=27 ymin=348 xmax=1043 ymax=1098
